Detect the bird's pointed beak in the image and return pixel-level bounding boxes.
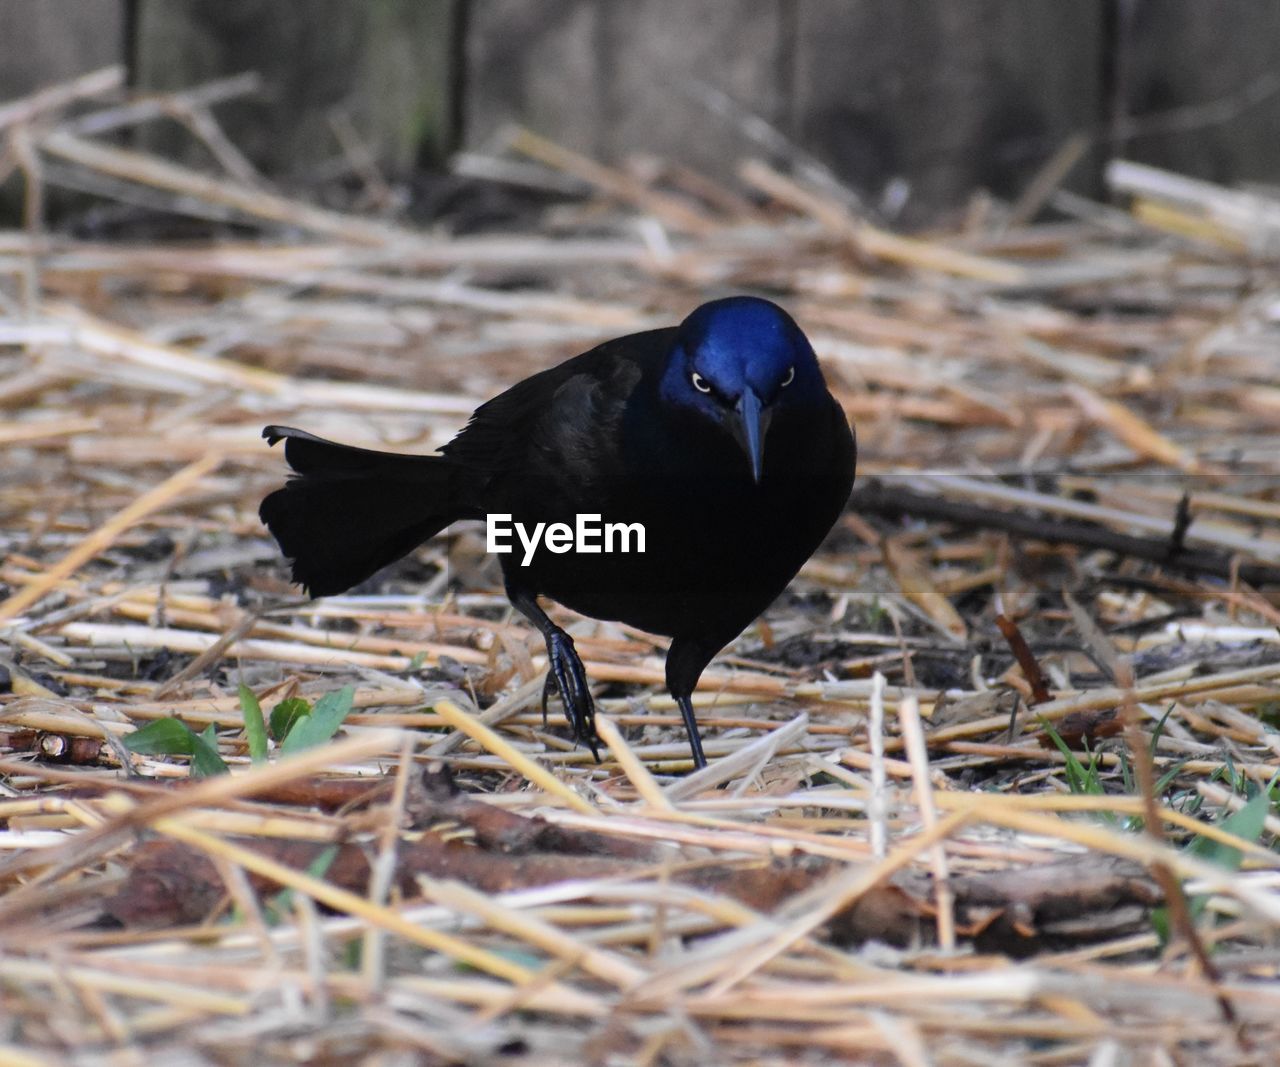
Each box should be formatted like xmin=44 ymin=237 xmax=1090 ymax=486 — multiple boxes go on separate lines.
xmin=732 ymin=388 xmax=771 ymax=483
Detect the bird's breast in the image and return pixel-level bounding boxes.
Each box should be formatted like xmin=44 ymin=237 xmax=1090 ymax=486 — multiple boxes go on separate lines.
xmin=504 ymin=407 xmax=851 ymax=639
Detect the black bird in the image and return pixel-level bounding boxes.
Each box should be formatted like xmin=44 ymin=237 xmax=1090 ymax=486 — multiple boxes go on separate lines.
xmin=260 ymin=296 xmax=855 ymax=768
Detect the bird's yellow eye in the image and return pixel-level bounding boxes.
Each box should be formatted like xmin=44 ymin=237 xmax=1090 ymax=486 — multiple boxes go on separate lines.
xmin=691 ymin=371 xmax=711 ymax=393
xmin=781 ymin=366 xmax=795 ymax=387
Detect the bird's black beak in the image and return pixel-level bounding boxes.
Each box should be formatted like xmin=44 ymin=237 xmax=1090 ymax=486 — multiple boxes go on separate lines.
xmin=731 ymin=388 xmax=771 ymax=483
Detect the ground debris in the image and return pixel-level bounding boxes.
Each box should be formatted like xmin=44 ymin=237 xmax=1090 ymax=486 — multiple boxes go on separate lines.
xmin=106 ymin=774 xmax=1158 ymax=960
xmin=3 ymin=68 xmax=1280 ymax=1065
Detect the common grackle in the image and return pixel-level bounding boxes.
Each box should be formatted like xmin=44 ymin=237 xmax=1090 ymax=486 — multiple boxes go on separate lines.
xmin=260 ymin=296 xmax=855 ymax=768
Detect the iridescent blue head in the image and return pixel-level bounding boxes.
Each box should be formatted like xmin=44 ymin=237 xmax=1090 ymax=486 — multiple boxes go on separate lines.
xmin=660 ymin=296 xmax=825 ymax=482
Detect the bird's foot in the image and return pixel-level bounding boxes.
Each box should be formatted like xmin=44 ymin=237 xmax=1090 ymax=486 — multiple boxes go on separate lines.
xmin=540 ymin=672 xmax=555 ymax=727
xmin=542 ymin=629 xmax=599 ymax=760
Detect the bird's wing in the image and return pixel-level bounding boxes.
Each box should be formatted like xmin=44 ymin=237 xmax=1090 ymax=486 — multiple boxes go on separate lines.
xmin=440 ymin=329 xmax=670 ymax=490
xmin=528 ymin=360 xmax=642 ymax=493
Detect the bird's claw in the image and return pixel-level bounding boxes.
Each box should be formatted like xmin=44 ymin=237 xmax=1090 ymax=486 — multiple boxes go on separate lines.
xmin=543 ymin=629 xmax=599 ymax=760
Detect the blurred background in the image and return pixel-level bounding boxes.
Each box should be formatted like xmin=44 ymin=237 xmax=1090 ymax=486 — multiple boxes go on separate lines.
xmin=7 ymin=8 xmax=1280 ymax=1061
xmin=5 ymin=0 xmax=1280 ymax=229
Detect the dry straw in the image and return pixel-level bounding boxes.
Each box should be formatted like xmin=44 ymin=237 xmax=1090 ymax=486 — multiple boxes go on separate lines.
xmin=2 ymin=66 xmax=1279 ymax=1063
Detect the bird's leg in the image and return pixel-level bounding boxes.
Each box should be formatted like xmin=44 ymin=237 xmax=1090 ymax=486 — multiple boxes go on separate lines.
xmin=666 ymin=636 xmax=722 ymax=770
xmin=675 ymin=694 xmax=708 ymax=770
xmin=509 ymin=586 xmax=599 ymax=760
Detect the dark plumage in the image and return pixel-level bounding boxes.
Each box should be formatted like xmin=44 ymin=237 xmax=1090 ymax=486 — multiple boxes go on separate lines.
xmin=260 ymin=296 xmax=855 ymax=767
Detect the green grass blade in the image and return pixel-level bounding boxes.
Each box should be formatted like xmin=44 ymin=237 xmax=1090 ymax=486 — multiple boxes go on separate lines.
xmin=279 ymin=686 xmax=355 ymax=754
xmin=269 ymin=697 xmax=310 ymax=742
xmin=268 ymin=844 xmax=340 ymax=921
xmin=123 ymin=718 xmax=228 ymax=777
xmin=125 ymin=718 xmax=199 ymax=756
xmin=192 ymin=724 xmax=229 ymax=777
xmin=1189 ymin=789 xmax=1271 ymax=870
xmin=239 ymin=684 xmax=269 ymax=764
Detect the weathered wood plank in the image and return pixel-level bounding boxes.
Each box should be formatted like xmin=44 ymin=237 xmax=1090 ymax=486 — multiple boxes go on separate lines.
xmin=0 ymin=0 xmax=124 ymax=101
xmin=465 ymin=1 xmax=607 ymax=156
xmin=15 ymin=0 xmax=1279 ymax=227
xmin=465 ymin=0 xmax=790 ymax=182
xmin=1114 ymin=0 xmax=1280 ymax=185
xmin=790 ymin=0 xmax=1105 ymax=220
xmin=0 ymin=0 xmax=125 ymax=223
xmin=598 ymin=0 xmax=791 ymax=173
xmin=132 ymin=0 xmax=456 ymax=177
xmin=466 ymin=1 xmax=1104 ymax=219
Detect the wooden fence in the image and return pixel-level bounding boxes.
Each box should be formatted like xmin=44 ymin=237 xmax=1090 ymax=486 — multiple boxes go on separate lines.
xmin=3 ymin=0 xmax=1279 ymax=220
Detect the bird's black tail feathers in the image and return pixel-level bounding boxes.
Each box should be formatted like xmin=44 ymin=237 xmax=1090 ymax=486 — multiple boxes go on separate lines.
xmin=259 ymin=426 xmax=468 ymax=597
